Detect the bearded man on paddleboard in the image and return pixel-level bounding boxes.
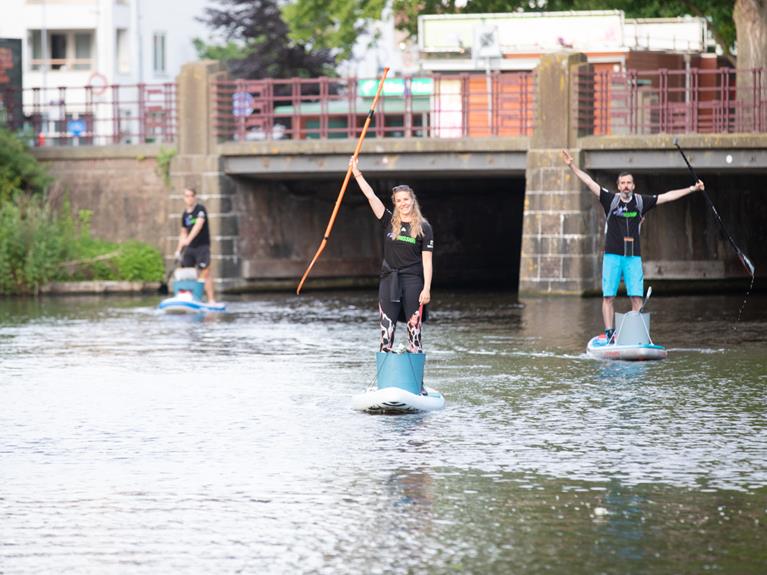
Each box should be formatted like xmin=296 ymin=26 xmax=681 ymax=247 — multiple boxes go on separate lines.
xmin=562 ymin=150 xmax=704 ymax=342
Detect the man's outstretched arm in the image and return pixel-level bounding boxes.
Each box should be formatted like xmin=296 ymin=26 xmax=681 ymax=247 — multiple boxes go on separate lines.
xmin=657 ymin=180 xmax=705 ymax=205
xmin=562 ymin=149 xmax=601 ymax=197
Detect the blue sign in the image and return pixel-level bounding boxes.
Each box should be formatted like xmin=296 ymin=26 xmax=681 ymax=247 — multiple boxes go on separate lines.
xmin=67 ymin=118 xmax=86 ymax=137
xmin=232 ymin=91 xmax=255 ymax=117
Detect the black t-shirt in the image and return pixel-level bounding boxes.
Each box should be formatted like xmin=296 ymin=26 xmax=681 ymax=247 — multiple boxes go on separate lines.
xmin=181 ymin=204 xmax=210 ymax=248
xmin=380 ymin=209 xmax=434 ymax=272
xmin=599 ymin=188 xmax=657 ymax=257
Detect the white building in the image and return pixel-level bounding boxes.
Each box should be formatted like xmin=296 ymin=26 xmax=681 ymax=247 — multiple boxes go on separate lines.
xmin=0 ymin=0 xmax=211 ymax=89
xmin=417 ymin=11 xmax=716 ymax=72
xmin=0 ymin=0 xmax=210 ymax=143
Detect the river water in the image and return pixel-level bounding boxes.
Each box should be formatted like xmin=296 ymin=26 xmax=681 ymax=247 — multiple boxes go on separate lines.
xmin=1 ymin=290 xmax=766 ymax=574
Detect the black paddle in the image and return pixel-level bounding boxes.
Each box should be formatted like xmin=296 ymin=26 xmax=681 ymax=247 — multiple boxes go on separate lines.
xmin=673 ymin=138 xmax=756 ymax=277
xmin=158 ymin=250 xmax=183 ymax=295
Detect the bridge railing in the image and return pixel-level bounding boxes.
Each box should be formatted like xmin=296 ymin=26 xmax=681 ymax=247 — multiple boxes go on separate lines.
xmin=574 ymin=65 xmax=767 ymax=135
xmin=213 ymin=72 xmax=537 ymax=142
xmin=4 ymin=66 xmax=766 ymax=147
xmin=0 ymin=83 xmax=177 ymax=146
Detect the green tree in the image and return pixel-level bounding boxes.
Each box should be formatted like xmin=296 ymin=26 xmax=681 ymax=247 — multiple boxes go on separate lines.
xmin=195 ymin=0 xmax=336 ymax=78
xmin=283 ymin=0 xmax=388 ymax=62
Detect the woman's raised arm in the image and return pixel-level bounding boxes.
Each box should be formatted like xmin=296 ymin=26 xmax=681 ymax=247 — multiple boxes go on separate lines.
xmin=350 ymin=157 xmax=385 ymax=219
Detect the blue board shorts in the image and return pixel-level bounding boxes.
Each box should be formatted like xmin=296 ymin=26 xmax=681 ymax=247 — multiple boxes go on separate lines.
xmin=602 ymin=254 xmax=643 ymax=297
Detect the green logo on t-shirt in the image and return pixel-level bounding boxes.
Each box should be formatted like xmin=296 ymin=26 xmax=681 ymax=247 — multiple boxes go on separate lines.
xmin=396 ymin=235 xmax=416 ymax=244
xmin=621 ymin=211 xmax=638 ymax=218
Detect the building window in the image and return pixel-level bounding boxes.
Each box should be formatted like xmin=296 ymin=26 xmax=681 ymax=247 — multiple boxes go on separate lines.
xmin=115 ymin=29 xmax=129 ymax=74
xmin=28 ymin=29 xmax=94 ymax=71
xmin=50 ymin=32 xmax=67 ymax=70
xmin=152 ymin=32 xmax=166 ymax=75
xmin=74 ymin=33 xmax=92 ymax=71
xmin=29 ymin=30 xmax=42 ymax=68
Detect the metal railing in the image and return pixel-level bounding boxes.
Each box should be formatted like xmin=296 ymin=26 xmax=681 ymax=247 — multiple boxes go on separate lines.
xmin=214 ymin=72 xmax=537 ymax=142
xmin=0 ymin=83 xmax=177 ymax=146
xmin=574 ymin=65 xmax=767 ymax=135
xmin=4 ymin=66 xmax=765 ymax=147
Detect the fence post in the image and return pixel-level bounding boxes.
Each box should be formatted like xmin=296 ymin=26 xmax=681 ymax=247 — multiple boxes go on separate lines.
xmin=176 ymin=60 xmax=229 ymax=155
xmin=138 ymin=83 xmax=146 ymax=143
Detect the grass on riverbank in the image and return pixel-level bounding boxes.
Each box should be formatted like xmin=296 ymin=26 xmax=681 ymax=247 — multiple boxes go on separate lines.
xmin=0 ymin=197 xmax=164 ymax=296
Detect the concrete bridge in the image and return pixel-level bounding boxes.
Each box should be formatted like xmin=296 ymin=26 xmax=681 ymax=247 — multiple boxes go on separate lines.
xmin=35 ymin=55 xmax=767 ymax=294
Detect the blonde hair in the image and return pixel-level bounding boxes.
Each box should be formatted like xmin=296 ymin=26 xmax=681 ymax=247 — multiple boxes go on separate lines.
xmin=391 ymin=185 xmax=426 ymax=239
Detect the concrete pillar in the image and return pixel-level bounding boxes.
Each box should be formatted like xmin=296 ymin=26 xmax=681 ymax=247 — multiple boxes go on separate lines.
xmin=520 ymin=52 xmax=601 ymax=294
xmin=177 ymin=60 xmax=228 ymax=155
xmin=168 ymin=60 xmax=241 ymax=291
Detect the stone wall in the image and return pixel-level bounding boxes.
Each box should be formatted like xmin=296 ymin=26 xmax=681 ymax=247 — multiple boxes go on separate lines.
xmin=521 ymin=149 xmax=600 ymax=294
xmin=34 ymin=145 xmax=170 ymax=251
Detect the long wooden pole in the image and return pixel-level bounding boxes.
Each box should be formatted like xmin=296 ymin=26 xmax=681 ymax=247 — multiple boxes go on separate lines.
xmin=296 ymin=67 xmax=390 ymax=295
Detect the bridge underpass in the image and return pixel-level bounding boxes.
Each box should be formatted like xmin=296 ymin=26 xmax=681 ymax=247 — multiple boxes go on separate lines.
xmin=200 ymin=138 xmax=767 ymax=294
xmin=223 ymin=146 xmax=527 ymax=291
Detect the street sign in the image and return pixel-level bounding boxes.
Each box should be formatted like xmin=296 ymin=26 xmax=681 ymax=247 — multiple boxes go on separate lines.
xmin=67 ymin=118 xmax=86 ymax=137
xmin=232 ymin=91 xmax=255 ymax=117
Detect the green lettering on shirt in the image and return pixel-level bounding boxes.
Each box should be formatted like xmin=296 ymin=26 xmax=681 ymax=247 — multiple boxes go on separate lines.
xmin=396 ymin=235 xmax=417 ymax=244
xmin=622 ymin=211 xmax=638 ymax=218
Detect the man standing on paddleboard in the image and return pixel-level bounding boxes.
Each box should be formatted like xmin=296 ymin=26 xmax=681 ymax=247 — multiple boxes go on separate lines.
xmin=561 ymin=150 xmax=704 ymax=342
xmin=174 ymin=187 xmax=217 ymax=304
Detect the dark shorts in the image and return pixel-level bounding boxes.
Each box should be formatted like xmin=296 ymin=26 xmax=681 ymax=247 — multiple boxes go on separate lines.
xmin=379 ymin=272 xmax=425 ymax=324
xmin=182 ymin=245 xmax=211 ymax=269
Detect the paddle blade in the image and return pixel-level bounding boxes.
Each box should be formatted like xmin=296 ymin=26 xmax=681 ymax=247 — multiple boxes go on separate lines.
xmin=296 ymin=239 xmax=328 ymax=295
xmin=639 ymin=285 xmax=652 ymax=313
xmin=739 ymin=252 xmax=756 ymax=278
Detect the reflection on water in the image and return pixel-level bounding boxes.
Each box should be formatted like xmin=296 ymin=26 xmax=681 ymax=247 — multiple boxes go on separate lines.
xmin=1 ymin=291 xmax=766 ymax=574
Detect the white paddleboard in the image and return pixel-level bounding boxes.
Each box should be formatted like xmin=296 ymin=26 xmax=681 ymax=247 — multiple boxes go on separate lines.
xmin=587 ymin=335 xmax=667 ymax=361
xmin=352 ymin=385 xmax=445 ymax=414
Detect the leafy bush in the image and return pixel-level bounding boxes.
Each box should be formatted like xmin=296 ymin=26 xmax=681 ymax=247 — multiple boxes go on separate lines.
xmin=0 ymin=128 xmax=52 ymax=204
xmin=56 ymin=212 xmax=164 ymax=283
xmin=115 ymin=241 xmax=165 ymax=281
xmin=0 ymin=128 xmax=164 ymax=294
xmin=0 ymin=197 xmax=68 ymax=294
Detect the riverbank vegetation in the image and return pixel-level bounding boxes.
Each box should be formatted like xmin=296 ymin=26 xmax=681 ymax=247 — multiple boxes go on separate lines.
xmin=0 ymin=129 xmax=164 ymax=295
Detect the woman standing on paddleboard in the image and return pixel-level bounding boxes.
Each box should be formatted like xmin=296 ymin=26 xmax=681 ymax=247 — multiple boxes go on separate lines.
xmin=351 ymin=158 xmax=434 ymax=353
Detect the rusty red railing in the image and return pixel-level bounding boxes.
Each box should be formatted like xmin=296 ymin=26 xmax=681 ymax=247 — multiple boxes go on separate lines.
xmin=4 ymin=66 xmax=763 ymax=147
xmin=574 ymin=65 xmax=767 ymax=136
xmin=213 ymin=72 xmax=537 ymax=142
xmin=0 ymin=83 xmax=177 ymax=146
